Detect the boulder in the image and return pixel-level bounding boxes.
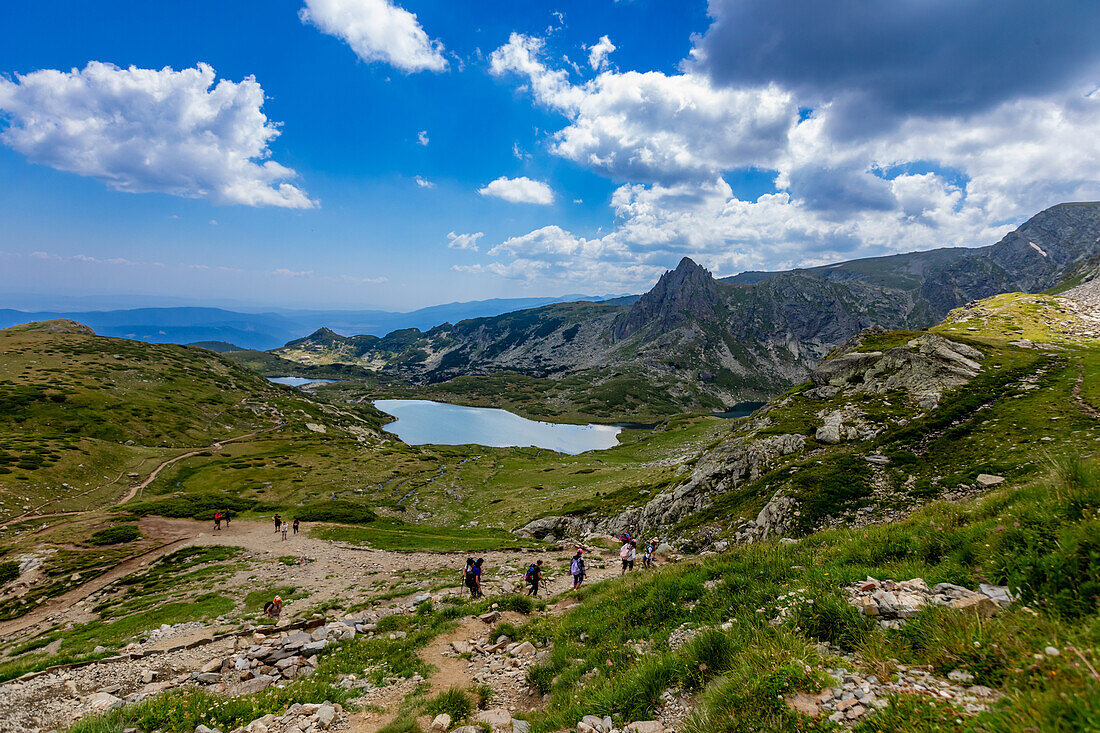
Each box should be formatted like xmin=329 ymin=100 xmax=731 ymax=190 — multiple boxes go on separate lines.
xmin=480 ymin=611 xmax=501 ymax=624
xmin=978 ymin=584 xmax=1014 ymax=607
xmin=975 ymin=474 xmax=1005 ymax=488
xmin=513 ymin=641 xmax=536 ymax=656
xmin=432 ymin=714 xmax=452 ymax=731
xmin=950 ymin=595 xmax=999 ymax=617
xmin=300 ymin=640 xmax=328 ymax=657
xmin=87 ymin=692 xmax=123 ymax=712
xmin=512 ymin=720 xmax=531 ymax=733
xmin=316 ymin=703 xmax=337 ymax=729
xmin=231 ymin=674 xmax=275 ymax=696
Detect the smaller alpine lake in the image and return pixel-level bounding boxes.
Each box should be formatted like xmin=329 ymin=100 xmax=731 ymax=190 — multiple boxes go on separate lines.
xmin=267 ymin=377 xmax=339 ymax=387
xmin=373 ymin=399 xmax=622 ymax=454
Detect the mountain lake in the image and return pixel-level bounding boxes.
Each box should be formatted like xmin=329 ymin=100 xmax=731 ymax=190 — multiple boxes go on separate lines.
xmin=267 ymin=377 xmax=339 ymax=387
xmin=373 ymin=399 xmax=623 ymax=454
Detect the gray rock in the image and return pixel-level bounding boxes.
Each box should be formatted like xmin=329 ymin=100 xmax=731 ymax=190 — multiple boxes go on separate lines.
xmin=301 ymin=640 xmax=328 ymax=657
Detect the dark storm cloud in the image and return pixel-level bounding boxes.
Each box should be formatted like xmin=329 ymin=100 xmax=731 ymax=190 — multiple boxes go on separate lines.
xmin=787 ymin=164 xmax=896 ymax=216
xmin=695 ymin=0 xmax=1100 ymax=130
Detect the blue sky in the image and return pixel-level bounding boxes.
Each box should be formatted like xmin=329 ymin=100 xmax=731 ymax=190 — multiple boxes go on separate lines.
xmin=1 ymin=1 xmax=1098 ymax=309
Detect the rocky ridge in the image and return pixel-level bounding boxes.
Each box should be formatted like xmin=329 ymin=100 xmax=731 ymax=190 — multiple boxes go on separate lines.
xmin=278 ymin=202 xmax=1100 ymax=410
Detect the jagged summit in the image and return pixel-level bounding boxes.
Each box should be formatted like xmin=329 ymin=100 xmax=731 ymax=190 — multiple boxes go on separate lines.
xmin=613 ymin=257 xmax=724 ymax=339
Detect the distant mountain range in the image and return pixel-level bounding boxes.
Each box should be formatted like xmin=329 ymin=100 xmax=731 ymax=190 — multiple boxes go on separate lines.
xmin=277 ymin=202 xmax=1100 ymax=409
xmin=0 ymin=294 xmax=621 ymax=350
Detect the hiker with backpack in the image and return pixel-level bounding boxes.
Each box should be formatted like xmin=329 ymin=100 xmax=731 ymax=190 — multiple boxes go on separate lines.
xmin=620 ymin=538 xmax=636 ymax=575
xmin=293 ymin=518 xmax=300 ymax=535
xmin=274 ymin=514 xmax=282 ymax=533
xmin=642 ymin=539 xmax=657 ymax=569
xmin=264 ymin=596 xmax=283 ymax=620
xmin=525 ymin=560 xmax=543 ymax=596
xmin=213 ymin=512 xmax=222 ymax=531
xmin=223 ymin=508 xmax=231 ymax=526
xmin=570 ymin=550 xmax=586 ymax=589
xmin=464 ymin=557 xmax=482 ymax=598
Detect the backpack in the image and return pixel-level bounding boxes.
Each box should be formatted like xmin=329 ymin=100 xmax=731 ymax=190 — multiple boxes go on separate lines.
xmin=620 ymin=545 xmax=632 ymax=559
xmin=263 ymin=600 xmax=275 ymax=614
xmin=570 ymin=557 xmax=582 ymax=575
xmin=525 ymin=564 xmax=539 ymax=582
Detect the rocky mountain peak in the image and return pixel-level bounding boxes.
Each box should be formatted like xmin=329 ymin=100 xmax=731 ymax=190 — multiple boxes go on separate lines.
xmin=613 ymin=257 xmax=724 ymax=340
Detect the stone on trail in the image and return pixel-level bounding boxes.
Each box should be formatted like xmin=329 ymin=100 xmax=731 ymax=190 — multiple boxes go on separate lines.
xmin=195 ymin=725 xmax=223 ymax=733
xmin=232 ymin=674 xmax=275 ymax=696
xmin=316 ymin=703 xmax=337 ymax=729
xmin=87 ymin=691 xmax=123 ymax=712
xmin=477 ymin=708 xmax=513 ymax=730
xmin=451 ymin=640 xmax=472 ymax=654
xmin=975 ymin=474 xmax=1005 ymax=488
xmin=513 ymin=641 xmax=536 ymax=656
xmin=432 ymin=713 xmax=452 ymax=731
xmin=625 ymin=721 xmax=665 ymax=733
xmin=480 ymin=611 xmax=502 ymax=624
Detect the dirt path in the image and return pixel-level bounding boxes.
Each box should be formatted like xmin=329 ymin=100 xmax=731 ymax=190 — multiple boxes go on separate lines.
xmin=7 ymin=423 xmax=287 ymax=524
xmin=0 ymin=517 xmax=195 ymax=637
xmin=1072 ymin=363 xmax=1100 ymax=419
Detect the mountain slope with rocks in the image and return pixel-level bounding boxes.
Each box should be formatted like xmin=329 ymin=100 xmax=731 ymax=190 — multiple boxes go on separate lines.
xmin=275 ymin=202 xmax=1100 ymax=415
xmin=519 ymin=293 xmax=1100 ymax=547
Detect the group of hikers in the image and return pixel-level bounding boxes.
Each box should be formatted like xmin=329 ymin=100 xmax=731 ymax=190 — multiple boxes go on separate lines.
xmin=468 ymin=532 xmax=660 ymax=598
xmin=273 ymin=514 xmax=300 ymax=539
xmin=618 ymin=533 xmax=659 ymax=574
xmin=212 ymin=511 xmax=303 ymax=539
xmin=212 ymin=509 xmax=232 ymax=530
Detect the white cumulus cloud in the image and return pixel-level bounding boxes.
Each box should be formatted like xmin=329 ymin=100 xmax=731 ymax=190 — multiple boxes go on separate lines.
xmin=418 ymin=129 xmax=429 ymax=146
xmin=0 ymin=62 xmax=315 ymax=209
xmin=300 ymin=0 xmax=448 ymax=73
xmin=587 ymin=35 xmax=616 ymax=70
xmin=478 ymin=176 xmax=555 ymax=205
xmin=414 ymin=175 xmax=435 ymax=188
xmin=446 ymin=231 xmax=483 ymax=251
xmin=490 ymin=33 xmax=796 ymax=182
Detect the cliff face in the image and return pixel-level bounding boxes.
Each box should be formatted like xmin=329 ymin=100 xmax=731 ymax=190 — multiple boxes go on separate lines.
xmin=613 ymin=257 xmax=725 ymax=340
xmin=278 ymin=202 xmax=1100 ymax=411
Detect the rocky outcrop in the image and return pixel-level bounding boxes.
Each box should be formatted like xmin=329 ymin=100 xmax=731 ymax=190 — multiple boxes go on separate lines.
xmin=847 ymin=577 xmax=1014 ymax=629
xmin=518 ymin=433 xmax=806 ymax=540
xmin=810 ymin=333 xmax=983 ymax=409
xmin=601 ymin=433 xmax=806 ymax=537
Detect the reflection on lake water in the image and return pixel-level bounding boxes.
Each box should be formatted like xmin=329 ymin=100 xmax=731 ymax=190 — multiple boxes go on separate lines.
xmin=373 ymin=399 xmax=622 ymax=455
